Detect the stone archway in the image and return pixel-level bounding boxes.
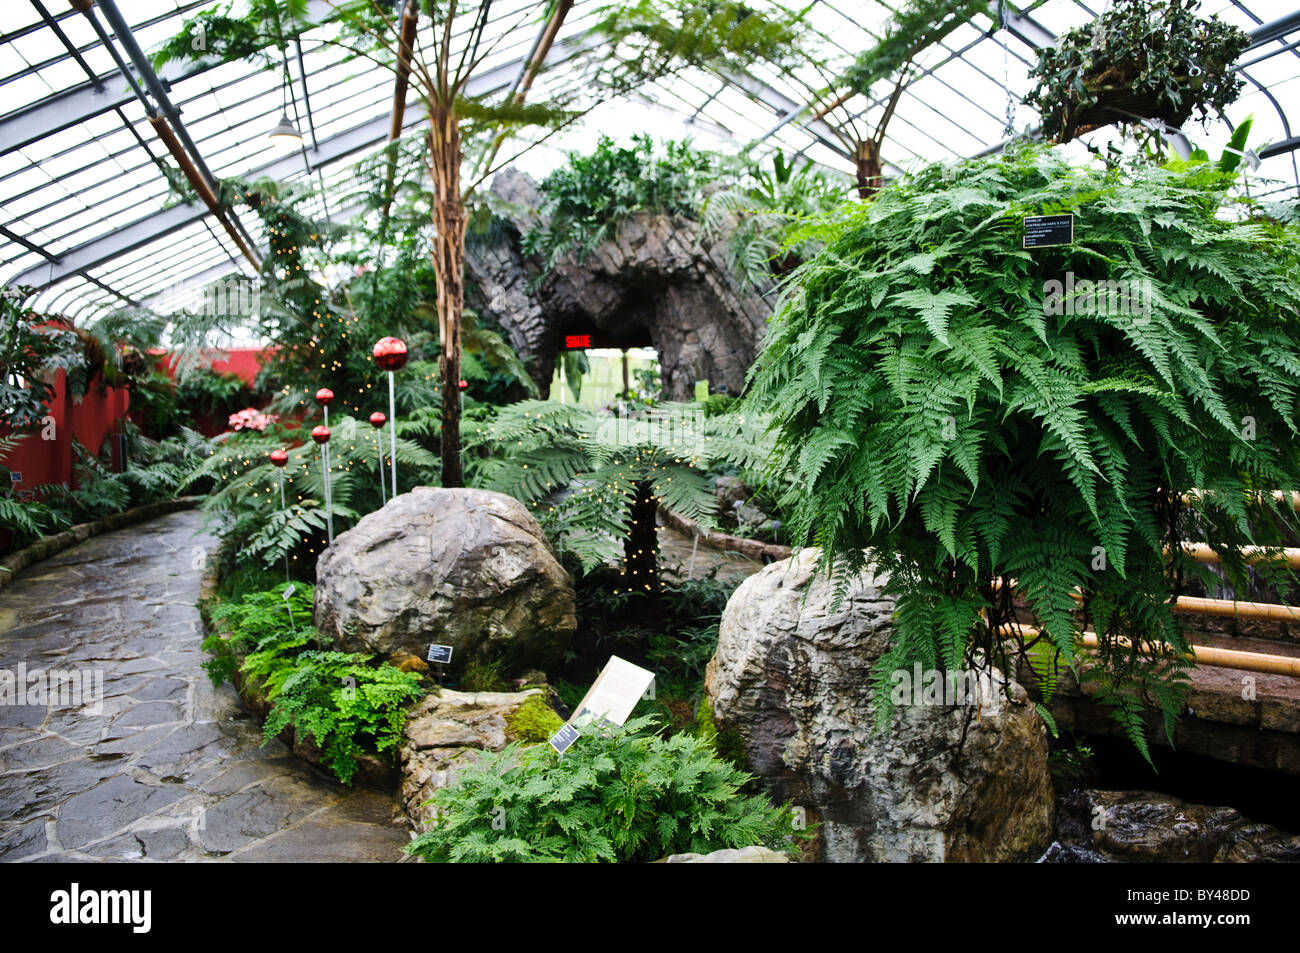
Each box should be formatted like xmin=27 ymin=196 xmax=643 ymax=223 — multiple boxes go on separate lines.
xmin=467 ymin=169 xmax=774 ymax=400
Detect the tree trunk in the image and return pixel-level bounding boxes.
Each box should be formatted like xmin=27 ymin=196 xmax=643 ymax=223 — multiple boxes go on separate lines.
xmin=429 ymin=105 xmax=465 ymax=487
xmin=854 ymin=139 xmax=882 ymax=200
xmin=624 ymin=479 xmax=661 ymax=598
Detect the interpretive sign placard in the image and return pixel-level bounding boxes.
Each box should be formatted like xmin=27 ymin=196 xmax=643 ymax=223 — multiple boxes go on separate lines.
xmin=569 ymin=655 xmax=655 ymax=728
xmin=1023 ymin=213 xmax=1074 ymax=248
xmin=549 ymin=723 xmax=580 ymax=754
xmin=426 ymin=644 xmax=454 ymax=665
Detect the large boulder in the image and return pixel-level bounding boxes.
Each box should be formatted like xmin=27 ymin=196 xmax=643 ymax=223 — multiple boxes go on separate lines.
xmin=399 ymin=688 xmax=549 ymax=829
xmin=314 ymin=488 xmax=575 ymax=676
xmin=704 ymin=548 xmax=1054 ymax=863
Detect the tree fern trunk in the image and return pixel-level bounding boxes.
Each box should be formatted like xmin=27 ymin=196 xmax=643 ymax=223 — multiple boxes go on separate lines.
xmin=854 ymin=139 xmax=882 ymax=200
xmin=624 ymin=480 xmax=661 ymax=598
xmin=429 ymin=104 xmax=465 ymax=488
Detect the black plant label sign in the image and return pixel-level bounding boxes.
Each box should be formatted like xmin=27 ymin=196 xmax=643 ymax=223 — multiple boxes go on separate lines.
xmin=1023 ymin=214 xmax=1074 ymax=248
xmin=426 ymin=643 xmax=454 ymax=664
xmin=549 ymin=723 xmax=580 ymax=754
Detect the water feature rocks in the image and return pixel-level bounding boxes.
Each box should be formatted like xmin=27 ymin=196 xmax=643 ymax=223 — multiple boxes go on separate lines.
xmin=314 ymin=487 xmax=575 ymax=677
xmin=1052 ymin=789 xmax=1300 ymax=862
xmin=704 ymin=548 xmax=1054 ymax=863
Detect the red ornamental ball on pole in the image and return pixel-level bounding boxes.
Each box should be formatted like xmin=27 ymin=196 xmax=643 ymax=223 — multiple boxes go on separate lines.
xmin=315 ymin=387 xmax=334 ymax=406
xmin=311 ymin=425 xmax=331 ymax=444
xmin=372 ymin=337 xmax=408 ymax=371
xmin=458 ymin=379 xmax=468 ymax=391
xmin=269 ymin=449 xmax=289 ymax=467
xmin=368 ymin=411 xmax=387 ymax=428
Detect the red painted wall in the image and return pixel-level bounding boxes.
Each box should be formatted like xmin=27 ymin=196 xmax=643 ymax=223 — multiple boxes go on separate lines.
xmin=1 ymin=368 xmax=130 ymax=494
xmin=149 ymin=346 xmax=270 ymax=387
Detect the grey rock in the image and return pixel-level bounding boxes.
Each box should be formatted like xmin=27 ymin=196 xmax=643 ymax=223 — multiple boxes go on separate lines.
xmin=661 ymin=846 xmax=791 ymax=863
xmin=705 ymin=548 xmax=1054 ymax=863
xmin=467 ymin=168 xmax=774 ymax=400
xmin=314 ymin=487 xmax=575 ymax=675
xmin=1055 ymin=789 xmax=1300 ymax=863
xmin=399 ymin=688 xmax=546 ymax=829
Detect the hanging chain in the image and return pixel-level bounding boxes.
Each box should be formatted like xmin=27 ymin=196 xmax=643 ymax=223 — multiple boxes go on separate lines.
xmin=999 ymin=0 xmax=1016 ymax=139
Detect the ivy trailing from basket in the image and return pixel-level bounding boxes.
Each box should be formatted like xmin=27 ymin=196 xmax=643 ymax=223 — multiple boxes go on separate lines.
xmin=1025 ymin=0 xmax=1250 ymax=144
xmin=745 ymin=144 xmax=1300 ymax=760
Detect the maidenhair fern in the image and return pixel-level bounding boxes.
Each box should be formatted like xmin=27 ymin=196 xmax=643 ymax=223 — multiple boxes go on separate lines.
xmin=746 ymin=145 xmax=1300 ymax=755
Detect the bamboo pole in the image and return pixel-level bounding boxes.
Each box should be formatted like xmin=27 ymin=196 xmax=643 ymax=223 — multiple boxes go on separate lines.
xmin=1172 ymin=542 xmax=1300 ymax=570
xmin=1078 ymin=631 xmax=1300 ymax=677
xmin=1016 ymin=625 xmax=1300 ymax=677
xmin=1060 ymin=586 xmax=1300 ymax=622
xmin=1170 ymin=595 xmax=1300 ymax=622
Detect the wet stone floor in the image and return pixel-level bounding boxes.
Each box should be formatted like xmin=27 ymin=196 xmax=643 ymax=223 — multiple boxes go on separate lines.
xmin=0 ymin=510 xmax=409 ymax=862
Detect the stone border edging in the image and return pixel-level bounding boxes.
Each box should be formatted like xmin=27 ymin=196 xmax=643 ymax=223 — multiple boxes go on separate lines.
xmin=659 ymin=505 xmax=793 ymax=563
xmin=0 ymin=496 xmax=202 ymax=593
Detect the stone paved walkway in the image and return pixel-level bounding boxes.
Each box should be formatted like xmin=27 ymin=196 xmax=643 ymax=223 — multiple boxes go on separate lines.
xmin=0 ymin=510 xmax=409 ymax=862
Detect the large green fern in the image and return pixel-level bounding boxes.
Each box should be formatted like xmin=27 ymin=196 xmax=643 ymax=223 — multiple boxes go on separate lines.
xmin=746 ymin=144 xmax=1300 ymax=756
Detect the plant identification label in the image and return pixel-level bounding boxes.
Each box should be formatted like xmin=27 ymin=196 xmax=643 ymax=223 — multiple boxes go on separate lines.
xmin=569 ymin=655 xmax=655 ymax=728
xmin=549 ymin=723 xmax=580 ymax=754
xmin=426 ymin=643 xmax=453 ymax=664
xmin=1023 ymin=213 xmax=1074 ymax=248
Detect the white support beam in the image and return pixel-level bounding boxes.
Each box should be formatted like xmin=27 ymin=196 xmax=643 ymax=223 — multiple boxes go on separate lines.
xmin=6 ymin=49 xmax=536 ymax=291
xmin=0 ymin=0 xmax=335 ymax=155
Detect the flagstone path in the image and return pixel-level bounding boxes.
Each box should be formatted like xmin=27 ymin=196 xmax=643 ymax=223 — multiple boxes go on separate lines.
xmin=0 ymin=510 xmax=409 ymax=863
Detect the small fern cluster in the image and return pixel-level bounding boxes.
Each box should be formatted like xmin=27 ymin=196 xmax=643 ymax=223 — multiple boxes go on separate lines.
xmin=746 ymin=145 xmax=1300 ymax=757
xmin=205 ymin=583 xmax=424 ymax=784
xmin=521 ymin=135 xmax=719 ymax=269
xmin=404 ymin=715 xmax=795 ymax=863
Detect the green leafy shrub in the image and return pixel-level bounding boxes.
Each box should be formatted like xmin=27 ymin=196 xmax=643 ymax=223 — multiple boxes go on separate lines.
xmin=405 ymin=716 xmax=794 ymax=862
xmin=203 ymin=583 xmax=424 ymax=783
xmin=746 ymin=145 xmax=1300 ymax=758
xmin=468 ymin=400 xmax=773 ymax=588
xmin=522 ymin=135 xmax=719 ymax=268
xmin=177 ymin=367 xmax=253 ymax=420
xmin=183 ymin=414 xmax=437 ymax=573
xmin=253 ymin=649 xmax=425 ymax=784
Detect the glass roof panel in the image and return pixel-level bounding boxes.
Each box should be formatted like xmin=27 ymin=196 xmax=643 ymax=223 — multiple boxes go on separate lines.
xmin=0 ymin=0 xmax=1296 ymax=321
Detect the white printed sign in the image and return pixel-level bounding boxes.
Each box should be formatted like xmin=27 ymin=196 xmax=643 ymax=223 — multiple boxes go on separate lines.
xmin=569 ymin=655 xmax=655 ymax=728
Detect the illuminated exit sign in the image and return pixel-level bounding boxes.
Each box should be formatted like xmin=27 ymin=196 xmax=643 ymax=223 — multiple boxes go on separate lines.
xmin=564 ymin=334 xmax=591 ymax=349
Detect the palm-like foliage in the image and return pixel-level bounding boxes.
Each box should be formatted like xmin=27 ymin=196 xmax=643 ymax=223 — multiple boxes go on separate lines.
xmin=700 ymin=152 xmax=850 ymax=289
xmin=183 ymin=415 xmax=438 ymax=571
xmin=468 ymin=401 xmax=773 ymax=587
xmin=746 ymin=145 xmax=1300 ymax=756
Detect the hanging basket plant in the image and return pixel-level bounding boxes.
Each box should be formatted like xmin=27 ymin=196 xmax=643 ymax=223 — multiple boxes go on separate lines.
xmin=1025 ymin=0 xmax=1249 ymax=143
